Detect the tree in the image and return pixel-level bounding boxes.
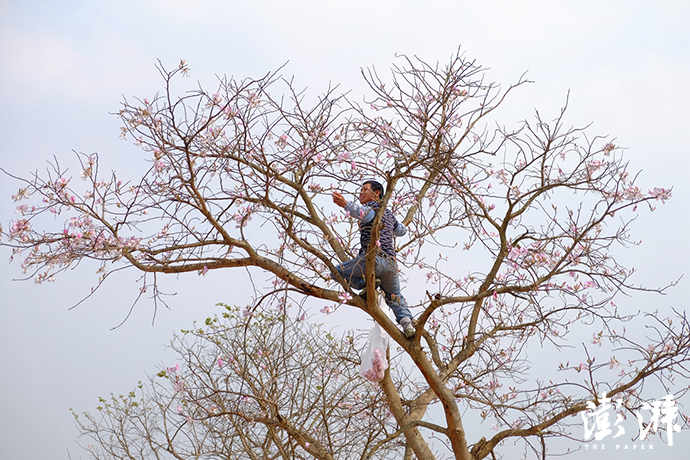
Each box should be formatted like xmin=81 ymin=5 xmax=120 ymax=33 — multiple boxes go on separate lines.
xmin=73 ymin=307 xmax=403 ymax=460
xmin=3 ymin=51 xmax=689 ymax=459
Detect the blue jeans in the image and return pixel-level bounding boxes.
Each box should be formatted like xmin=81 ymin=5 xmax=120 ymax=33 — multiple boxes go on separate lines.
xmin=334 ymin=253 xmax=413 ymax=324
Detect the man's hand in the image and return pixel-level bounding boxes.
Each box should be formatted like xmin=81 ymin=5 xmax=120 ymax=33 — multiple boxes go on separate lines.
xmin=332 ymin=191 xmax=347 ymax=208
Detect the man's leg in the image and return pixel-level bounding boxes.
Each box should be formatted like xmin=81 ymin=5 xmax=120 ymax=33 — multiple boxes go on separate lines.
xmin=333 ymin=254 xmax=368 ymax=291
xmin=377 ymin=256 xmax=413 ymax=323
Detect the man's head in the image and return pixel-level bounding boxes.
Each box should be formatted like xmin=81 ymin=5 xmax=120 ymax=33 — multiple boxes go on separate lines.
xmin=359 ymin=180 xmax=384 ymax=204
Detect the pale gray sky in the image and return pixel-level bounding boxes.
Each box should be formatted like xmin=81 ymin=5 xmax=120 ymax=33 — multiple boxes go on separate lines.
xmin=1 ymin=1 xmax=689 ymax=459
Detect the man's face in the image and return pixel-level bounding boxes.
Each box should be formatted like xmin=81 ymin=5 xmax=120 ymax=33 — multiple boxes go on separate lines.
xmin=359 ymin=183 xmax=379 ymax=204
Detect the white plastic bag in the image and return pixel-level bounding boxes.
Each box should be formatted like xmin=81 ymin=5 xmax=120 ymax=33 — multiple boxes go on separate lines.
xmin=359 ymin=322 xmax=389 ymax=381
xmin=359 ymin=294 xmax=391 ymax=382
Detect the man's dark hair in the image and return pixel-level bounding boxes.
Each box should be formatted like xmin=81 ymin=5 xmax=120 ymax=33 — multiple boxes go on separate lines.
xmin=364 ymin=180 xmax=385 ymax=199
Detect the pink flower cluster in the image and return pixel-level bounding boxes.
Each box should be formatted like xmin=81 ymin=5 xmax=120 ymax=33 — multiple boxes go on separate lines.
xmin=8 ymin=219 xmax=31 ymax=242
xmin=505 ymin=243 xmax=560 ymax=270
xmin=14 ymin=212 xmax=143 ymax=281
xmin=275 ymin=134 xmax=289 ymax=149
xmin=361 ymin=349 xmax=387 ymax=382
xmin=649 ymin=187 xmax=671 ymax=203
xmin=232 ymin=205 xmax=256 ymax=228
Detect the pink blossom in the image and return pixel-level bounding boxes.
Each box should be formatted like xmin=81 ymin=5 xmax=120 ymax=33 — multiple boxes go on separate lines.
xmin=507 ymin=246 xmax=527 ymax=261
xmin=622 ymin=186 xmax=642 ymax=200
xmin=11 ymin=188 xmax=29 ymax=201
xmin=15 ymin=204 xmax=33 ymax=215
xmin=275 ymin=134 xmax=288 ymax=149
xmin=602 ymin=143 xmax=615 ymax=155
xmin=338 ymin=291 xmax=353 ymax=302
xmin=648 ymin=187 xmax=671 ymax=203
xmin=9 ymin=219 xmax=30 ymax=238
xmin=591 ymin=333 xmax=603 ymax=347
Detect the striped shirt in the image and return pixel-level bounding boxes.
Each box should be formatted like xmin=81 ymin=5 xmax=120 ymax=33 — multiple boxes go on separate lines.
xmin=344 ymin=201 xmax=407 ymax=258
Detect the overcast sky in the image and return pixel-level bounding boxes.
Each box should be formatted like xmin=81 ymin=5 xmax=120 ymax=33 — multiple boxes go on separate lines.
xmin=1 ymin=1 xmax=689 ymax=459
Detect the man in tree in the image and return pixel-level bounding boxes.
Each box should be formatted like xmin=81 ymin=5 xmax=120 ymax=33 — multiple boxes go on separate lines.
xmin=332 ymin=180 xmax=416 ymax=338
